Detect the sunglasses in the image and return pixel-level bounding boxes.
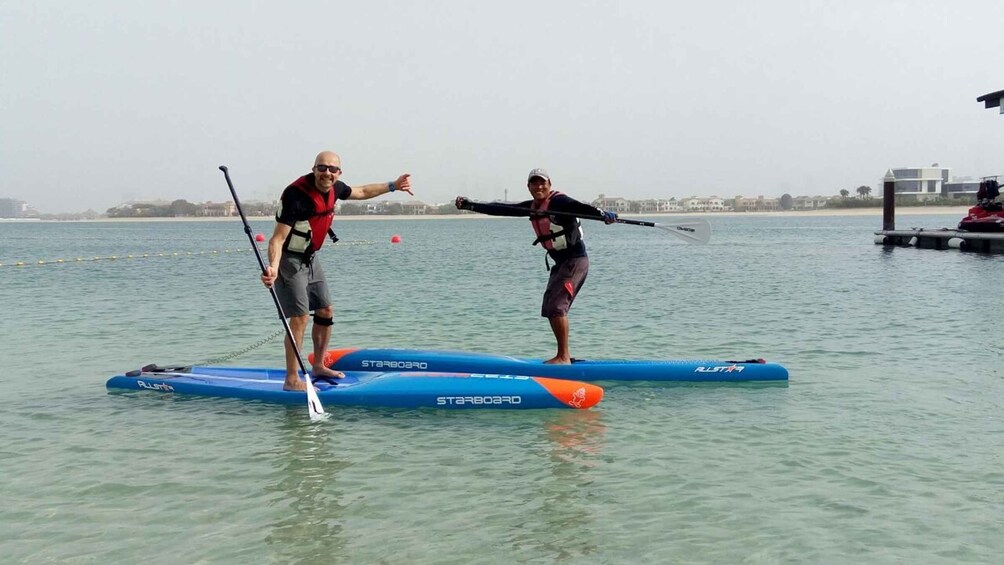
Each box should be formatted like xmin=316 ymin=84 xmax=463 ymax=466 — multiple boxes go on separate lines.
xmin=314 ymin=165 xmax=342 ymax=173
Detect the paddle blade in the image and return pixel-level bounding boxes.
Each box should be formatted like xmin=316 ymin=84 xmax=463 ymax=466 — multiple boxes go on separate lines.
xmin=304 ymin=374 xmax=328 ymax=421
xmin=653 ymin=218 xmax=711 ymax=244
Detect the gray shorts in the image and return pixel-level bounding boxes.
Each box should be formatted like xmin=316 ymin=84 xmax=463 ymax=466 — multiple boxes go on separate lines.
xmin=273 ymin=254 xmax=331 ymax=317
xmin=541 ymin=256 xmax=589 ymax=318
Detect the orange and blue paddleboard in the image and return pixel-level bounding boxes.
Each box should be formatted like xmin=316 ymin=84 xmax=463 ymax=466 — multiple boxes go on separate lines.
xmin=106 ymin=365 xmax=603 ymax=410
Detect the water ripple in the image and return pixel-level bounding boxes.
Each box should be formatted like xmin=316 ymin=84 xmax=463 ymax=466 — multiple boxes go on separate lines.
xmin=1 ymin=217 xmax=1003 ymax=563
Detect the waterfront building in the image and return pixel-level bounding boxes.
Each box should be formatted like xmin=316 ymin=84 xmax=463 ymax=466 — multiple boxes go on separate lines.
xmin=791 ymin=196 xmax=829 ymax=210
xmin=942 ymin=179 xmax=981 ymax=200
xmin=592 ymin=195 xmax=632 ymax=213
xmin=681 ymin=196 xmax=725 ymax=212
xmin=887 ymin=166 xmax=950 ymax=201
xmin=733 ymin=195 xmax=780 ymax=212
xmin=0 ymin=198 xmax=27 ymax=218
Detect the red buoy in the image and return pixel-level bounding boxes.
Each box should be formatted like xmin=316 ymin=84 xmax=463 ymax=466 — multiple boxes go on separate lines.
xmin=255 ymin=233 xmax=265 ymax=242
xmin=390 ymin=235 xmax=402 ymax=243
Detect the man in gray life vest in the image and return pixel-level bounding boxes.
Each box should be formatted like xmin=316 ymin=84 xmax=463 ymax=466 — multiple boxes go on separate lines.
xmin=261 ymin=151 xmax=412 ymax=390
xmin=455 ymin=168 xmax=616 ymax=364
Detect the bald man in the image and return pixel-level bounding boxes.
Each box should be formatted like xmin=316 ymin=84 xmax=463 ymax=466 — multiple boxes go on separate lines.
xmin=261 ymin=151 xmax=412 ymax=391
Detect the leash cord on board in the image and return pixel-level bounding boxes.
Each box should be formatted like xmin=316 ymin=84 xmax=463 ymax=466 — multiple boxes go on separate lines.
xmin=195 ymin=327 xmax=286 ymax=366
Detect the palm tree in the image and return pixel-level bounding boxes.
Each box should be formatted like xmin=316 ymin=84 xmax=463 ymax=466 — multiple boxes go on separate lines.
xmin=840 ymin=189 xmax=850 ymax=198
xmin=856 ymin=185 xmax=872 ymax=199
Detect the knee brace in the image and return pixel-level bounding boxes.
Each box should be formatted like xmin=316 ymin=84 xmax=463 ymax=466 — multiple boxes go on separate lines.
xmin=313 ymin=314 xmax=334 ymax=327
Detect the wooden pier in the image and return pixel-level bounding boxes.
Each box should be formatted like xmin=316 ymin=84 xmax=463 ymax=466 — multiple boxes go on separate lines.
xmin=873 ymin=88 xmax=1004 ymax=255
xmin=874 ymin=228 xmax=1004 ymax=253
xmin=873 ymin=167 xmax=1004 ymax=254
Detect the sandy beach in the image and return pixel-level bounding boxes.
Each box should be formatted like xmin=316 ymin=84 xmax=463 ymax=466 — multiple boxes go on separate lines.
xmin=70 ymin=205 xmax=968 ymax=222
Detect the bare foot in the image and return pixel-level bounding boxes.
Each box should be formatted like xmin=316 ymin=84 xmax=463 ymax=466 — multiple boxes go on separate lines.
xmin=283 ymin=378 xmax=308 ymax=391
xmin=312 ymin=365 xmax=345 ymax=379
xmin=544 ymin=356 xmax=572 ymax=365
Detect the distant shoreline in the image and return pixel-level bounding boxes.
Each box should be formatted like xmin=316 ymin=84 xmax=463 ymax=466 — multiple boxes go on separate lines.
xmin=34 ymin=205 xmax=970 ymax=222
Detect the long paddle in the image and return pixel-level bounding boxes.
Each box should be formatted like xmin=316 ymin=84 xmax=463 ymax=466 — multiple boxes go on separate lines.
xmin=464 ymin=200 xmax=712 ymax=244
xmin=219 ymin=165 xmax=327 ymax=421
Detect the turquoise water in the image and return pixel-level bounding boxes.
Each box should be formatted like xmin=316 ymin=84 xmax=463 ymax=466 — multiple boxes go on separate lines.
xmin=1 ymin=214 xmax=1002 ymax=564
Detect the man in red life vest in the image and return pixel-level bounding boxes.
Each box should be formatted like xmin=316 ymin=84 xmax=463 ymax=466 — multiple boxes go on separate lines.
xmin=261 ymin=151 xmax=412 ymax=390
xmin=455 ymin=168 xmax=616 ymax=364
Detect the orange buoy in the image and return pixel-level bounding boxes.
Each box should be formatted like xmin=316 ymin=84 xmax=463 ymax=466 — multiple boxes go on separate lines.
xmin=254 ymin=233 xmax=265 ymax=242
xmin=390 ymin=235 xmax=402 ymax=243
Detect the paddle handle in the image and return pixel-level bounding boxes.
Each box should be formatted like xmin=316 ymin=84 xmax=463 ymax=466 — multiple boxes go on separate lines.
xmin=219 ymin=166 xmax=269 ymax=275
xmin=547 ymin=209 xmax=658 ymax=229
xmin=616 ymin=217 xmax=655 ymax=227
xmin=219 ymin=166 xmax=325 ymax=418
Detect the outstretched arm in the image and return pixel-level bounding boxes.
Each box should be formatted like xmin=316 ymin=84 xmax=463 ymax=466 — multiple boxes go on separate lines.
xmin=549 ymin=195 xmax=618 ymax=224
xmin=348 ymin=174 xmax=413 ymax=200
xmin=455 ymin=197 xmax=533 ymax=217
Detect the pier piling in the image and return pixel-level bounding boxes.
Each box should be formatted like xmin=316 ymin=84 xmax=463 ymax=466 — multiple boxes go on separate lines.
xmin=882 ymin=169 xmax=896 ymax=231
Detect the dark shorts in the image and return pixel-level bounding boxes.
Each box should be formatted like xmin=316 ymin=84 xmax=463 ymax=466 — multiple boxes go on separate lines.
xmin=274 ymin=254 xmax=331 ymax=317
xmin=541 ymin=256 xmax=589 ymax=318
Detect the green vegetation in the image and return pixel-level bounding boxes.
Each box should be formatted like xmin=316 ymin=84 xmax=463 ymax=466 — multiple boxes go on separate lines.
xmin=105 ymin=199 xmax=276 ymax=218
xmin=335 ymin=202 xmax=464 ymax=216
xmin=826 ymin=196 xmax=969 ymax=209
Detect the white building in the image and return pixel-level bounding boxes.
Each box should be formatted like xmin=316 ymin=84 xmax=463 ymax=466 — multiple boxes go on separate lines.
xmin=680 ymin=196 xmax=725 ymax=211
xmin=791 ymin=196 xmax=829 ymax=210
xmin=657 ymin=198 xmax=682 ymax=212
xmin=732 ymin=195 xmax=780 ymax=212
xmin=888 ymin=166 xmax=950 ymax=201
xmin=592 ymin=196 xmax=632 ymax=213
xmin=635 ymin=198 xmax=681 ymax=213
xmin=401 ymin=200 xmax=429 ymax=215
xmin=0 ymin=198 xmax=27 ymax=218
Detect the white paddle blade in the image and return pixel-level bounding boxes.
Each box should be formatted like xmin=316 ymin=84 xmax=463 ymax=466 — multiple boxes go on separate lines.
xmin=654 ymin=218 xmax=711 ymax=244
xmin=304 ymin=374 xmax=329 ymax=421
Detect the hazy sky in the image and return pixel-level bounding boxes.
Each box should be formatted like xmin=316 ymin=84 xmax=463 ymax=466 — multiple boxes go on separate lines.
xmin=3 ymin=1 xmax=1002 ymax=213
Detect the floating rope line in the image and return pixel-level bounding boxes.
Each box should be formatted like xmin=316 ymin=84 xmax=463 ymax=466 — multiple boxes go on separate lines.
xmin=0 ymin=241 xmax=375 ymax=268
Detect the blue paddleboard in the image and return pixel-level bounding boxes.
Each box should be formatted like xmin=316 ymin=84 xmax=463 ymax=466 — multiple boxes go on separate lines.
xmin=318 ymin=348 xmax=789 ymax=383
xmin=106 ymin=365 xmax=604 ymax=410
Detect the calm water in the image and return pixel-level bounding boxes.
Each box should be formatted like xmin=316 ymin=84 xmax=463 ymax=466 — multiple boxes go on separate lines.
xmin=1 ymin=214 xmax=1002 ymax=564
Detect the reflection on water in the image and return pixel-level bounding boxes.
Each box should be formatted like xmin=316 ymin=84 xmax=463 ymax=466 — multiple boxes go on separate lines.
xmin=263 ymin=410 xmax=349 ymax=563
xmin=545 ymin=408 xmax=607 ymax=462
xmin=3 ymin=217 xmax=1002 ymax=562
xmin=543 ymin=409 xmax=607 ymax=561
xmin=501 ymin=409 xmax=608 ymax=561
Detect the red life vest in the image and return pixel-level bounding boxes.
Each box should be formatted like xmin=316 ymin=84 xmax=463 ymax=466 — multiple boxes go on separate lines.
xmin=286 ymin=175 xmax=336 ymax=255
xmin=530 ymin=191 xmax=579 ymax=251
